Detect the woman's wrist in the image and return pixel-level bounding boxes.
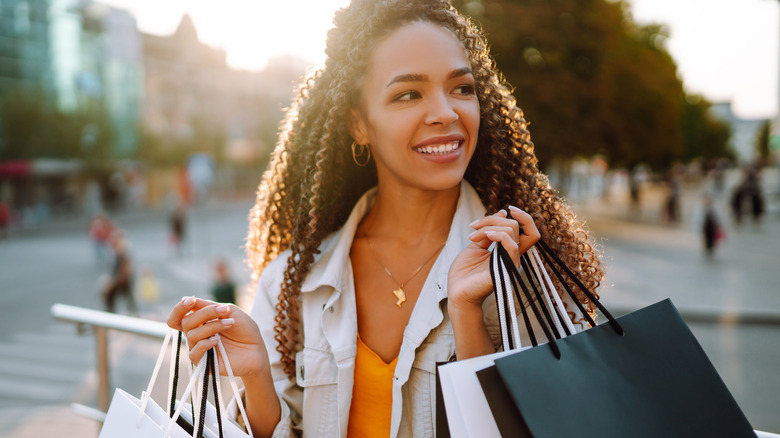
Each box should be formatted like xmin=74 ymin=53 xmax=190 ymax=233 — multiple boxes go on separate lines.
xmin=241 ymin=368 xmax=282 ymax=438
xmin=448 ymin=297 xmax=495 ymax=359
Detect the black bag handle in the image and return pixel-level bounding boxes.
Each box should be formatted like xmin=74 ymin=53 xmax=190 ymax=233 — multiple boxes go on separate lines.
xmin=490 ymin=237 xmax=625 ymax=360
xmin=490 ymin=249 xmax=531 ymax=350
xmin=535 ymin=239 xmax=623 ymax=336
xmin=495 ymin=243 xmax=562 ymax=359
xmin=170 ymin=331 xmax=225 ymax=438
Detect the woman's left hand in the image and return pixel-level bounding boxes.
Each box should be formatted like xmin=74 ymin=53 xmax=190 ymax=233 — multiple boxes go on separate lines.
xmin=447 ymin=205 xmax=541 ymax=312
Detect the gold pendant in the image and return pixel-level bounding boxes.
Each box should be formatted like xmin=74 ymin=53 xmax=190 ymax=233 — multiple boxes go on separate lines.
xmin=393 ymin=287 xmax=407 ymax=307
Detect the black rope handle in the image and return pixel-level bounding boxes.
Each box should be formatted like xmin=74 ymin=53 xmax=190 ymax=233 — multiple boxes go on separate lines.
xmin=198 ymin=350 xmax=213 ymax=437
xmin=519 ymin=253 xmax=568 ymax=339
xmin=209 ymin=348 xmax=224 ymax=438
xmin=490 ymin=250 xmax=515 ymax=350
xmin=170 ymin=333 xmax=226 ymax=438
xmin=169 ymin=331 xmax=183 ymax=416
xmin=497 ymin=243 xmax=562 ymax=359
xmin=536 ymin=239 xmax=623 ymax=336
xmin=522 ymin=251 xmax=573 ymax=337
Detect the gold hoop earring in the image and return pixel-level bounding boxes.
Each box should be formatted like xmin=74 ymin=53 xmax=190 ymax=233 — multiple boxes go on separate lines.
xmin=351 ymin=141 xmax=371 ymax=167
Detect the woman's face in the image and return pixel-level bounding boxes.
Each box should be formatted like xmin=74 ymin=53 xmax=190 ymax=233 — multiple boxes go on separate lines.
xmin=351 ymin=21 xmax=480 ymax=193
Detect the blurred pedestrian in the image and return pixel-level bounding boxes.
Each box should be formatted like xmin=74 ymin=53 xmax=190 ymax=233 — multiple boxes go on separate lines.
xmin=0 ymin=201 xmax=10 ymax=239
xmin=88 ymin=213 xmax=114 ymax=267
xmin=102 ymin=231 xmax=137 ymax=315
xmin=700 ymin=195 xmax=725 ymax=259
xmin=210 ymin=258 xmax=236 ymax=305
xmin=731 ymin=168 xmax=765 ymax=227
xmin=169 ymin=204 xmax=187 ymax=257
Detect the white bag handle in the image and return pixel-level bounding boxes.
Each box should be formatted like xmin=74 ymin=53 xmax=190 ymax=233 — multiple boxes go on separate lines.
xmin=138 ymin=329 xmax=254 ymax=437
xmin=490 ymin=244 xmax=574 ymax=352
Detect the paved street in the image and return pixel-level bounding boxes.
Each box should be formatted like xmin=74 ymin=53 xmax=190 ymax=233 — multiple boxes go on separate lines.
xmin=0 ymin=173 xmax=778 ymax=436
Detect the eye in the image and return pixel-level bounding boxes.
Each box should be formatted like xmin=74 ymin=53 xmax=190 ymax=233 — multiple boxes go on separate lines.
xmin=453 ymin=84 xmax=476 ymax=96
xmin=393 ymin=90 xmax=421 ymax=102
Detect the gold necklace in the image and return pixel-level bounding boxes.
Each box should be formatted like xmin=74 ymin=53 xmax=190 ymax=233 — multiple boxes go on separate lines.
xmin=365 ymin=237 xmax=446 ymax=307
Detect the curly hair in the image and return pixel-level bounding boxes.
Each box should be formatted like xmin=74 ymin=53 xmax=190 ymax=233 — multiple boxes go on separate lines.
xmin=246 ymin=0 xmax=604 ymax=379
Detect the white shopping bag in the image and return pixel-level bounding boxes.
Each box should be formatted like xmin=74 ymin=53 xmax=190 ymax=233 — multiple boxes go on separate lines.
xmin=99 ymin=329 xmax=252 ymax=438
xmin=99 ymin=388 xmax=194 ymax=438
xmin=438 ymin=349 xmax=522 ymax=438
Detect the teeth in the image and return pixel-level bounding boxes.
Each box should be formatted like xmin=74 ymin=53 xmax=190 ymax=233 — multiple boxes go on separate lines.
xmin=415 ymin=141 xmax=460 ymax=155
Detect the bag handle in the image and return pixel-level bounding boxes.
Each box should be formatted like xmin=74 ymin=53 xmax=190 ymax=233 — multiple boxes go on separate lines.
xmin=490 ymin=238 xmax=625 ymax=360
xmin=140 ymin=329 xmax=253 ymax=437
xmin=494 ymin=243 xmax=562 ymax=359
xmin=535 ymin=239 xmax=623 ymax=336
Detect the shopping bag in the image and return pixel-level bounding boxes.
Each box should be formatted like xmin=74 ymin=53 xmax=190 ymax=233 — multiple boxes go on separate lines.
xmin=99 ymin=329 xmax=253 ymax=437
xmin=436 ymin=245 xmax=575 ymax=438
xmin=478 ymin=239 xmax=756 ymax=438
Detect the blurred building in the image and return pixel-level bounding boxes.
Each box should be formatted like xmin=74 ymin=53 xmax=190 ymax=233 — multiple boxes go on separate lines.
xmin=141 ymin=15 xmax=306 ymax=166
xmin=711 ymin=102 xmax=768 ymax=165
xmin=0 ymin=0 xmax=54 ymax=100
xmin=142 ymin=14 xmax=229 ymax=143
xmin=0 ymin=0 xmax=142 ymax=157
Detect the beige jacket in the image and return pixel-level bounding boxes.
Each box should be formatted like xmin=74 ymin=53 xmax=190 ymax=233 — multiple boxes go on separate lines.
xmin=249 ymin=182 xmax=587 ymax=437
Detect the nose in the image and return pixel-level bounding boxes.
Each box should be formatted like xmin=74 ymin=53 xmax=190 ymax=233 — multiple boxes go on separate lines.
xmin=424 ymin=92 xmax=458 ymax=126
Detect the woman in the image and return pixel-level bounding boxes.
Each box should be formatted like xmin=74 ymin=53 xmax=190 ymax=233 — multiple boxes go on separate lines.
xmin=168 ymin=0 xmax=603 ymax=436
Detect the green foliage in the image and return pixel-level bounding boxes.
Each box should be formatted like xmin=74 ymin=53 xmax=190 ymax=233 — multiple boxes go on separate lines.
xmin=0 ymin=90 xmax=115 ymax=171
xmin=680 ymin=95 xmax=733 ymax=162
xmin=454 ymin=0 xmax=729 ymax=170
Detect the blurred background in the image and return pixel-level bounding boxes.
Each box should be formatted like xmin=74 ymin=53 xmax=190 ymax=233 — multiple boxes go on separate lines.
xmin=0 ymin=0 xmax=778 ymax=436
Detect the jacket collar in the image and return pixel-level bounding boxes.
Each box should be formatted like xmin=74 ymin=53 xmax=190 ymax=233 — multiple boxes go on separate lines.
xmin=299 ymin=181 xmax=486 ymax=295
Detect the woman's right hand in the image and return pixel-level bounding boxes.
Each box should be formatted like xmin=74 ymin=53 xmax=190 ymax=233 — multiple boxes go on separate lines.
xmin=167 ymin=296 xmax=271 ymax=379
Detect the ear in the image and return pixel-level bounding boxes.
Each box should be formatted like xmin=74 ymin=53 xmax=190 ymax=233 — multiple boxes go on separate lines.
xmin=347 ymin=107 xmax=369 ymax=146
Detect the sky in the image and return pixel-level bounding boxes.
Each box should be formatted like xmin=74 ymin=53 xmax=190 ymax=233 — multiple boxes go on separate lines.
xmin=98 ymin=0 xmax=779 ymax=120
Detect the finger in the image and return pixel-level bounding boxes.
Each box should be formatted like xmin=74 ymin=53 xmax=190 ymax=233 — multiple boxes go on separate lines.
xmin=188 ymin=336 xmax=219 ymax=366
xmin=469 ymin=209 xmax=509 ymax=228
xmin=185 ymin=317 xmax=235 ymax=348
xmin=468 ymin=225 xmax=516 ymax=243
xmin=508 ymin=206 xmax=541 ymax=250
xmin=167 ymin=296 xmax=197 ymax=330
xmin=483 ymin=230 xmax=521 ymax=264
xmin=168 ymin=296 xmax=220 ymax=330
xmin=181 ymin=303 xmax=234 ymax=332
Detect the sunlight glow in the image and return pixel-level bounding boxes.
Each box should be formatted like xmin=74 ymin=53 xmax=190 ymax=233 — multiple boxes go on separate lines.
xmin=98 ymin=0 xmax=351 ymax=70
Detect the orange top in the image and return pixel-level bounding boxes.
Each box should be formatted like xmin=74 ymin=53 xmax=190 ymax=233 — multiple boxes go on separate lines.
xmin=347 ymin=334 xmax=398 ymax=438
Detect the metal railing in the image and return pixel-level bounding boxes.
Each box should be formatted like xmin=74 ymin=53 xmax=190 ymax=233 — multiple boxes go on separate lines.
xmin=50 ymin=303 xmax=168 ymax=413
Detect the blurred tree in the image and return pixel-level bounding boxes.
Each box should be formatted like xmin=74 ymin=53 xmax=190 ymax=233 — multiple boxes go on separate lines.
xmin=135 ymin=130 xmax=189 ymax=167
xmin=0 ymin=90 xmax=114 ymax=170
xmin=679 ymin=94 xmax=733 ymax=162
xmin=454 ymin=0 xmax=723 ymax=170
xmin=755 ymin=120 xmax=770 ymax=165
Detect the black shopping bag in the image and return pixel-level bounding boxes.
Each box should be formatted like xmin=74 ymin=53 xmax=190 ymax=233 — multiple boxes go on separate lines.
xmin=477 ymin=240 xmax=755 ymax=438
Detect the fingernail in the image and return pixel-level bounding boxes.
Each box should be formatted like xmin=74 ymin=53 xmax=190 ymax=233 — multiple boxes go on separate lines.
xmin=468 ymin=230 xmax=477 ymax=238
xmin=469 ymin=219 xmax=480 ymax=227
xmin=221 ymin=318 xmax=234 ymax=327
xmin=497 ymin=209 xmax=507 ymax=216
xmin=216 ymin=304 xmax=230 ymax=314
xmin=484 ymin=230 xmax=496 ymax=235
xmin=209 ymin=335 xmax=218 ymax=342
xmin=509 ymin=206 xmax=521 ymax=212
xmin=182 ymin=297 xmax=195 ymax=306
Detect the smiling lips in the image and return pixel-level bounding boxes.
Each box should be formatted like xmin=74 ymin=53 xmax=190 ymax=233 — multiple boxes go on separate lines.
xmin=414 ymin=141 xmax=461 ymax=155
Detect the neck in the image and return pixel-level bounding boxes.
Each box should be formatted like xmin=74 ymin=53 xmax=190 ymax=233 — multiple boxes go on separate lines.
xmin=359 ymin=183 xmax=460 ymax=245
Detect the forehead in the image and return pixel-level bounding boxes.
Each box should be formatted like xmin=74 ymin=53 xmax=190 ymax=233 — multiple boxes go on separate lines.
xmin=364 ymin=21 xmax=470 ymax=85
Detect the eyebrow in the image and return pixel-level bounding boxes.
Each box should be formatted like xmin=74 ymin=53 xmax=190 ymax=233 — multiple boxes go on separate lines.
xmin=385 ymin=67 xmax=473 ymax=88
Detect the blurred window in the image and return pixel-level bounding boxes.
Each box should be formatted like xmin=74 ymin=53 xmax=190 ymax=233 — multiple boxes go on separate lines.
xmin=15 ymin=2 xmax=30 ymax=34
